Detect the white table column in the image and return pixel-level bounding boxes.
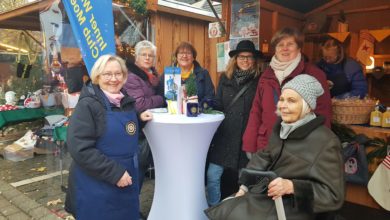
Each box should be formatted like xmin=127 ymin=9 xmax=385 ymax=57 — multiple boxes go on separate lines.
xmin=144 ymin=113 xmax=224 ymax=220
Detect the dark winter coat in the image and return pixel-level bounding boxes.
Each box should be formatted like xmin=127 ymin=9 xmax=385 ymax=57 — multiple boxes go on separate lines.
xmin=208 ymin=74 xmax=259 ymax=170
xmin=65 ymin=82 xmax=140 ymax=215
xmin=156 ymin=60 xmax=215 ymax=104
xmin=123 ymin=62 xmax=164 ymax=112
xmin=317 ymin=58 xmax=368 ymax=99
xmin=242 ymin=59 xmax=332 ymax=153
xmin=234 ymin=116 xmax=345 ymax=220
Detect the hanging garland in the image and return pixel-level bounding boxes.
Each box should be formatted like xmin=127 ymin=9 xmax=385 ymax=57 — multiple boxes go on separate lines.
xmin=115 ymin=0 xmax=148 ymax=16
xmin=331 ymin=123 xmax=388 ymax=164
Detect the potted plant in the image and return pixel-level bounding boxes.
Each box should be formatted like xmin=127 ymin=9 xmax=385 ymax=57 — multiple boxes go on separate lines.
xmin=182 ymin=73 xmax=198 ymax=116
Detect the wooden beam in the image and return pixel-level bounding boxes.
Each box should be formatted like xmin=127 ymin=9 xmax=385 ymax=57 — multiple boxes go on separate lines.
xmin=146 ymin=0 xmax=158 ymax=12
xmin=0 ymin=20 xmax=40 ymax=31
xmin=305 ymin=0 xmax=344 ymax=18
xmin=0 ymin=0 xmax=51 ymax=22
xmin=156 ymin=3 xmax=217 ymax=22
xmin=259 ymin=0 xmax=304 ymax=21
xmin=328 ymin=5 xmax=390 ymax=16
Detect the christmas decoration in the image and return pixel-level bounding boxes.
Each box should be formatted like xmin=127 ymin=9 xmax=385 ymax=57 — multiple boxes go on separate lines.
xmin=356 ymin=30 xmax=375 ymax=66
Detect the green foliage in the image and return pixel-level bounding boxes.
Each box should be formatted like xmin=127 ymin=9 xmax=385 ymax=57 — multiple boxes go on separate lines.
xmin=130 ymin=0 xmax=148 ymax=16
xmin=332 ymin=123 xmax=388 ymax=162
xmin=185 ymin=73 xmax=197 ymax=97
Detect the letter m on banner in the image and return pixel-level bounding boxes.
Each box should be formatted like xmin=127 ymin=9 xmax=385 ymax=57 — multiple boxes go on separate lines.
xmin=63 ymin=0 xmax=115 ymax=74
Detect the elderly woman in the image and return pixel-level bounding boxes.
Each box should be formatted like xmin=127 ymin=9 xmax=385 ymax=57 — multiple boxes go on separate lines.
xmin=317 ymin=38 xmax=368 ymax=99
xmin=242 ymin=27 xmax=332 ymax=157
xmin=174 ymin=41 xmax=215 ymax=103
xmin=65 ymin=55 xmax=152 ymax=220
xmin=122 ymin=40 xmax=164 ymax=194
xmin=123 ymin=40 xmax=164 ymax=112
xmin=206 ymin=74 xmax=345 ymax=220
xmin=206 ymin=40 xmax=262 ymax=206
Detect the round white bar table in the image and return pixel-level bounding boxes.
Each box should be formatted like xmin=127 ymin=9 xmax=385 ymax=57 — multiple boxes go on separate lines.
xmin=143 ymin=113 xmax=224 ymax=220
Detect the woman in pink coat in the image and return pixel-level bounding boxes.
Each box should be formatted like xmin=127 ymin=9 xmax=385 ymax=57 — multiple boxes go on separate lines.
xmin=242 ymin=27 xmax=332 ymax=157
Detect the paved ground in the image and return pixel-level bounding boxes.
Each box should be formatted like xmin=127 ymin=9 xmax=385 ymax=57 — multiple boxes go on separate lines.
xmin=0 ymin=143 xmax=154 ymax=219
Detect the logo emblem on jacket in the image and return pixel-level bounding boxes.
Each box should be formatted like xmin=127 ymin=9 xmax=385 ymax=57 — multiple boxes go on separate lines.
xmin=126 ymin=122 xmax=136 ymax=135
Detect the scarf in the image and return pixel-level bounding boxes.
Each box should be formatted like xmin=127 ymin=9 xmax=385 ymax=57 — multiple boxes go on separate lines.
xmin=279 ymin=112 xmax=316 ymax=139
xmin=270 ymin=53 xmax=301 ymax=85
xmin=102 ymin=89 xmax=125 ymax=107
xmin=143 ymin=69 xmax=159 ymax=87
xmin=233 ymin=69 xmax=255 ymax=85
xmin=181 ymin=65 xmax=194 ymax=81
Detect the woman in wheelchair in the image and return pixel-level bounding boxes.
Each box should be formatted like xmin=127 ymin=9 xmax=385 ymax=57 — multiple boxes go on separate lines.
xmin=207 ymin=74 xmax=344 ymax=220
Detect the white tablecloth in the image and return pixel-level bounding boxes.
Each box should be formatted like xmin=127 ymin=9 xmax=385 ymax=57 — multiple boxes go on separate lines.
xmin=143 ymin=113 xmax=224 ymax=220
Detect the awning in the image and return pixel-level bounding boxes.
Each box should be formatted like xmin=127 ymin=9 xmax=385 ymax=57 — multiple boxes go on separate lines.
xmin=0 ymin=0 xmax=52 ymax=31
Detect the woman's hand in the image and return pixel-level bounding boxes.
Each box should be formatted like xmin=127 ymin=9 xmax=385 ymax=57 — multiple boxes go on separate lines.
xmin=235 ymin=188 xmax=246 ymax=197
xmin=116 ymin=171 xmax=132 ymax=187
xmin=267 ymin=177 xmax=294 ymax=200
xmin=140 ymin=111 xmax=153 ymax=121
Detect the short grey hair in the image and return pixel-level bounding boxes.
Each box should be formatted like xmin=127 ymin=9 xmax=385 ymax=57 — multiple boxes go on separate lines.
xmin=90 ymin=54 xmax=128 ymax=84
xmin=134 ymin=40 xmax=157 ymax=59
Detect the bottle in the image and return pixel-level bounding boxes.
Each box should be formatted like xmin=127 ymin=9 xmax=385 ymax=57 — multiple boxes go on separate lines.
xmin=381 ymin=107 xmax=390 ymax=128
xmin=370 ymin=106 xmax=382 ymax=127
xmin=261 ymin=39 xmax=269 ymax=54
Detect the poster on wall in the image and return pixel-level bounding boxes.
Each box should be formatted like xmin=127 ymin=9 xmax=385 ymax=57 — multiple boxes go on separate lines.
xmin=216 ymin=41 xmax=230 ymax=72
xmin=230 ymin=0 xmax=259 ymax=39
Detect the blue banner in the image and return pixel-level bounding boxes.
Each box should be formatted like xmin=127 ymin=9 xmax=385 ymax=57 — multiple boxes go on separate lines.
xmin=63 ymin=0 xmax=115 ymax=74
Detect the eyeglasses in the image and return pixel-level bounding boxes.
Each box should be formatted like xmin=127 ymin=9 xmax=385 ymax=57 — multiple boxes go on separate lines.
xmin=101 ymin=72 xmax=123 ymax=80
xmin=139 ymin=53 xmax=155 ymax=58
xmin=237 ymin=55 xmax=255 ymax=61
xmin=178 ymin=51 xmax=193 ymax=57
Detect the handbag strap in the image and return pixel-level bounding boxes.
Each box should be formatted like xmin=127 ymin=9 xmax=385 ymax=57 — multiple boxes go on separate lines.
xmin=225 ymin=80 xmax=255 ymax=112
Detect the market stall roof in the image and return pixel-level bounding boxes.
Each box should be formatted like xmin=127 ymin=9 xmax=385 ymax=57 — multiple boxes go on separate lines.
xmin=0 ymin=0 xmax=52 ymax=31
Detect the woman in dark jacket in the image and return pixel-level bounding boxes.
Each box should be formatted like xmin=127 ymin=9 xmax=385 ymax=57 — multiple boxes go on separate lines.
xmin=65 ymin=55 xmax=152 ymax=220
xmin=242 ymin=27 xmax=332 ymax=156
xmin=206 ymin=40 xmax=263 ymax=206
xmin=174 ymin=41 xmax=215 ymax=103
xmin=225 ymin=75 xmax=344 ymax=220
xmin=317 ymin=38 xmax=368 ymax=99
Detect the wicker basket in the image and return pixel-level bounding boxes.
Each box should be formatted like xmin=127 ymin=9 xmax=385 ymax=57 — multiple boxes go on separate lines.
xmin=332 ymin=99 xmax=377 ymax=124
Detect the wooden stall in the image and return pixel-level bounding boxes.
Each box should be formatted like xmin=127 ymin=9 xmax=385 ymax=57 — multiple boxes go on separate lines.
xmin=147 ymin=0 xmax=219 ymax=86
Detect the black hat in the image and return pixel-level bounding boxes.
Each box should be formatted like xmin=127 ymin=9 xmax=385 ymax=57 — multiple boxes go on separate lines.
xmin=228 ymin=40 xmax=263 ymax=58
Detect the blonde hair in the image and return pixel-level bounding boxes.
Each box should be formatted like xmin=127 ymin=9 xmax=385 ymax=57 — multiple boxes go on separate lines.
xmin=320 ymin=38 xmax=345 ymax=64
xmin=90 ymin=54 xmax=128 ymax=84
xmin=224 ymin=54 xmax=262 ymax=79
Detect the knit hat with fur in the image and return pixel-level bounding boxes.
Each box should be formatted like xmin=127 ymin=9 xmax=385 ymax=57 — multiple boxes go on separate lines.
xmin=282 ymin=74 xmax=324 ymax=110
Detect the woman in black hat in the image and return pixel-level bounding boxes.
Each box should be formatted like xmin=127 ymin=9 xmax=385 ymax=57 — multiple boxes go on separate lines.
xmin=206 ymin=40 xmax=263 ymax=206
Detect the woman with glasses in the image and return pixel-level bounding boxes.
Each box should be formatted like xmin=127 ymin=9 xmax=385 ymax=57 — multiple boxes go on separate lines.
xmin=206 ymin=40 xmax=263 ymax=206
xmin=122 ymin=40 xmax=164 ymax=219
xmin=173 ymin=41 xmax=215 ymax=103
xmin=317 ymin=38 xmax=367 ymax=99
xmin=242 ymin=27 xmax=332 ymax=158
xmin=65 ymin=54 xmax=152 ymax=220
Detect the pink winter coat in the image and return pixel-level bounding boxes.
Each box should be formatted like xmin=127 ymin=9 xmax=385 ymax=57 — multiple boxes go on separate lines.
xmin=242 ymin=59 xmax=332 ymax=153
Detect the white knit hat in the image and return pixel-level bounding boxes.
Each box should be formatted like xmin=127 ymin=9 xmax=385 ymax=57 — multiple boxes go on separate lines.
xmin=282 ymin=74 xmax=324 ymax=110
